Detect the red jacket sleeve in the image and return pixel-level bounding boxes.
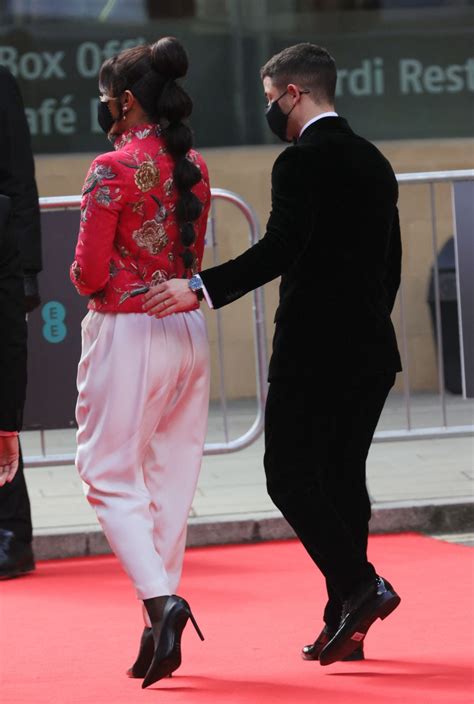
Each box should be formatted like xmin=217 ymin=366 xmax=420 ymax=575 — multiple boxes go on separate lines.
xmin=70 ymin=154 xmax=125 ymax=296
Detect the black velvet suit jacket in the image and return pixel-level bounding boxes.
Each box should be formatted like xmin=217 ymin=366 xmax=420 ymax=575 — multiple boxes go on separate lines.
xmin=200 ymin=117 xmax=402 ymax=380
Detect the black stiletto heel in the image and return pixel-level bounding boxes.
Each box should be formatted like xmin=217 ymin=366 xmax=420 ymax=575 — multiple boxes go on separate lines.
xmin=188 ymin=610 xmax=205 ymax=641
xmin=142 ymin=595 xmax=204 ymax=689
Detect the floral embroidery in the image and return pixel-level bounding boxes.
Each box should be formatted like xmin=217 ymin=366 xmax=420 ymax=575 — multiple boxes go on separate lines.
xmin=129 ymin=198 xmax=145 ymax=215
xmin=163 ymin=177 xmax=173 ymax=196
xmin=113 ymin=124 xmax=161 ymax=151
xmin=150 ymin=195 xmax=167 ymax=222
xmin=80 ymin=201 xmax=89 ymax=222
xmin=71 ymin=123 xmax=210 ymax=312
xmin=71 ymin=260 xmax=82 ymax=282
xmin=150 ymin=269 xmax=169 ymax=286
xmin=95 ymin=185 xmax=121 ymax=207
xmin=118 ymin=291 xmax=130 ymax=305
xmin=83 ymin=163 xmax=117 ymax=195
xmin=117 ymin=148 xmax=161 ymax=192
xmin=134 ymin=159 xmax=160 ymax=192
xmin=132 ymin=220 xmax=169 ymax=254
xmin=135 ymin=127 xmax=153 ymax=140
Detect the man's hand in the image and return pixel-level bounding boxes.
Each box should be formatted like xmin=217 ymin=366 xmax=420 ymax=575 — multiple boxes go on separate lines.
xmin=142 ymin=279 xmax=199 ymax=318
xmin=0 ymin=436 xmax=19 ymax=486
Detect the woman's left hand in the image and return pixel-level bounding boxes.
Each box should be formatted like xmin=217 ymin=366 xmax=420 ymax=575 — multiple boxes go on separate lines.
xmin=143 ymin=280 xmax=198 ymax=318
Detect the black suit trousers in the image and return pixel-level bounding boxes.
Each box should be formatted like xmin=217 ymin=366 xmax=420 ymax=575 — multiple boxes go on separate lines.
xmin=264 ymin=372 xmax=395 ymax=610
xmin=0 ymin=445 xmax=32 ymax=543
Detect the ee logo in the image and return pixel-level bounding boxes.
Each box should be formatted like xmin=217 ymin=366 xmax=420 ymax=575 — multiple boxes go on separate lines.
xmin=42 ymin=301 xmax=67 ymax=343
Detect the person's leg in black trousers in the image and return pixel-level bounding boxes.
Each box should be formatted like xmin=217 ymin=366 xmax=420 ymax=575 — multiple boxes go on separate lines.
xmin=264 ymin=373 xmax=396 ymax=656
xmin=0 ymin=444 xmax=35 ymax=579
xmin=321 ymin=373 xmax=395 ymax=634
xmin=264 ymin=378 xmax=375 ymax=595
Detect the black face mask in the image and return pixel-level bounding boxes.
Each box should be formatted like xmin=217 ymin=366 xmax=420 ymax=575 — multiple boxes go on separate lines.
xmin=265 ymin=91 xmax=295 ymax=143
xmin=97 ymin=100 xmax=117 ymax=135
xmin=265 ymin=89 xmax=310 ymax=143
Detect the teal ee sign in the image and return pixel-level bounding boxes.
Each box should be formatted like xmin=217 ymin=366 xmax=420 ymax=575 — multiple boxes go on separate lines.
xmin=42 ymin=301 xmax=67 ymax=343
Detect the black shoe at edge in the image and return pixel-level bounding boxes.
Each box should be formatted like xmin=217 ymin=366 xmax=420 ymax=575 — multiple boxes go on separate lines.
xmin=0 ymin=530 xmax=35 ymax=580
xmin=319 ymin=576 xmax=400 ymax=666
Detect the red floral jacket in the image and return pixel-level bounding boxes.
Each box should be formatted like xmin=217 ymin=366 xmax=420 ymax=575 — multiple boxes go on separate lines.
xmin=70 ymin=123 xmax=211 ymax=313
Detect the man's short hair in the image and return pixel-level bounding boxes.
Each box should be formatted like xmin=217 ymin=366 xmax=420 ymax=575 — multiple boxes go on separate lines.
xmin=261 ymin=43 xmax=336 ymax=104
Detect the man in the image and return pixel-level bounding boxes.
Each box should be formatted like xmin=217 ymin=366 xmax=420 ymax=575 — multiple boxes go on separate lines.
xmin=0 ymin=67 xmax=42 ymax=580
xmin=143 ymin=43 xmax=402 ymax=664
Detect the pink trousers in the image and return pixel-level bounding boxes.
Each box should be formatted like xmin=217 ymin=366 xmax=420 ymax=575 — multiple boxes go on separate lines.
xmin=75 ymin=310 xmax=210 ymax=601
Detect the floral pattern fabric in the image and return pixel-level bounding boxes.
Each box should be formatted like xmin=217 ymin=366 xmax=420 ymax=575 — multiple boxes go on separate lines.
xmin=70 ymin=123 xmax=211 ymax=313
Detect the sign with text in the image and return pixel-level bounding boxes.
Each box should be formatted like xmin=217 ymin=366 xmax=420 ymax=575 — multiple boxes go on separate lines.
xmin=0 ymin=18 xmax=473 ymax=152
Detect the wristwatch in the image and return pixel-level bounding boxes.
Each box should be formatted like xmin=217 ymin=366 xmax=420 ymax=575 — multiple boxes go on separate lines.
xmin=188 ymin=274 xmax=204 ymax=301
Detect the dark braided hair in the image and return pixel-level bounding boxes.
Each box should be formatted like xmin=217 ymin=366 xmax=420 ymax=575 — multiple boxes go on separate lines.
xmin=99 ymin=37 xmax=203 ymax=276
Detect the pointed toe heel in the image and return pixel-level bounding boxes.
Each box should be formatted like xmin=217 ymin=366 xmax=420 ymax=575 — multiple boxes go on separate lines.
xmin=142 ymin=595 xmax=204 ymax=689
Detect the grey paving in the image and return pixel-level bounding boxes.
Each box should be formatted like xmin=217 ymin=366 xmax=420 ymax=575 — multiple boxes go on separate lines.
xmin=22 ymin=395 xmax=474 ymax=560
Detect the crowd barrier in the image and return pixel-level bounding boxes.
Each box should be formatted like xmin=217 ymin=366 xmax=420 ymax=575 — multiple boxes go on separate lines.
xmin=23 ymin=170 xmax=474 ymax=468
xmin=376 ymin=170 xmax=474 ymax=441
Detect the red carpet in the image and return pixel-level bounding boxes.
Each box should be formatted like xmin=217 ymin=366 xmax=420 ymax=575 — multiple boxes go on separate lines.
xmin=1 ymin=534 xmax=473 ymax=704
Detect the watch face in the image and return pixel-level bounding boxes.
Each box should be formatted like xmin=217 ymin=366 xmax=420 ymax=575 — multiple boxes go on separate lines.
xmin=190 ymin=276 xmax=201 ymax=291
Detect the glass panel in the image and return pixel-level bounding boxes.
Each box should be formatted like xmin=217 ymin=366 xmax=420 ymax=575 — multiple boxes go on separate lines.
xmin=0 ymin=0 xmax=472 ymax=153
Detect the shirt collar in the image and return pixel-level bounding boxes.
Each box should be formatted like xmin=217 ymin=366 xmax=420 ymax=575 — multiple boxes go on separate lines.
xmin=299 ymin=112 xmax=339 ymax=138
xmin=112 ymin=123 xmax=162 ymax=151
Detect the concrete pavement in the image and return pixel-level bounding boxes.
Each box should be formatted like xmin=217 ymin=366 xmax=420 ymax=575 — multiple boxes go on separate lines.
xmin=22 ymin=395 xmax=473 ymax=560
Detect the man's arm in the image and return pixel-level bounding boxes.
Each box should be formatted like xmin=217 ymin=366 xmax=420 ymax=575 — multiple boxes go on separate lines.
xmin=384 ymin=207 xmax=402 ymax=313
xmin=143 ymin=147 xmax=312 ymax=316
xmin=200 ymin=147 xmax=309 ymax=308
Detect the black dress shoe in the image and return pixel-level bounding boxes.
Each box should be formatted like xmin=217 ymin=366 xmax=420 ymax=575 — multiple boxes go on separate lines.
xmin=0 ymin=530 xmax=35 ymax=580
xmin=319 ymin=576 xmax=400 ymax=666
xmin=142 ymin=595 xmax=204 ymax=689
xmin=302 ymin=625 xmax=365 ymax=662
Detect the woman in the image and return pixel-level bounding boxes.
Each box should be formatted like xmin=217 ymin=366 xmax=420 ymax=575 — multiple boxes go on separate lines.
xmin=70 ymin=37 xmax=210 ymax=688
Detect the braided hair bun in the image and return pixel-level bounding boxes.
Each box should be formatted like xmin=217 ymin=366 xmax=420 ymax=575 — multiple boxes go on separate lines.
xmin=150 ymin=37 xmax=188 ymax=80
xmin=151 ymin=37 xmax=203 ymax=274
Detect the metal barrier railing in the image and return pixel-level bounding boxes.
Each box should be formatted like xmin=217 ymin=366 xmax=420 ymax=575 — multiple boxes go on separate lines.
xmin=24 ymin=169 xmax=474 ymax=466
xmin=374 ymin=169 xmax=474 ymax=442
xmin=25 ymin=189 xmax=268 ymax=467
xmin=205 ymin=189 xmax=268 ymax=454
